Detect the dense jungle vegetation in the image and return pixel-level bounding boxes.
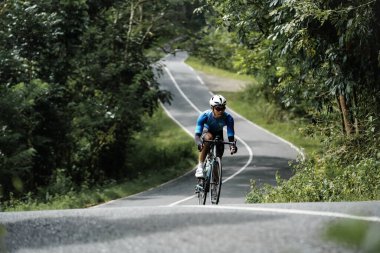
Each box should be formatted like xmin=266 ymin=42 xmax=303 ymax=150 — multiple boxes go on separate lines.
xmin=191 ymin=0 xmax=380 ymax=202
xmin=0 ymin=0 xmax=203 ymax=208
xmin=1 ymin=0 xmax=379 ymax=208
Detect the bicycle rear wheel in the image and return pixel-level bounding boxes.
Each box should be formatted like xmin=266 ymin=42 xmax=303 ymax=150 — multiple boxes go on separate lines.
xmin=197 ymin=179 xmax=207 ymax=205
xmin=210 ymin=157 xmax=222 ymax=204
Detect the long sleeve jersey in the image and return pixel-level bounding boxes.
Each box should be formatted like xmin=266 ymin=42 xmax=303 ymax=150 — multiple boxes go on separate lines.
xmin=195 ymin=110 xmax=235 ymax=139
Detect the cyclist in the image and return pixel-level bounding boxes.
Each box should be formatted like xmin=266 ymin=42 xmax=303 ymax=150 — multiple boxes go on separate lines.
xmin=194 ymin=94 xmax=238 ymax=178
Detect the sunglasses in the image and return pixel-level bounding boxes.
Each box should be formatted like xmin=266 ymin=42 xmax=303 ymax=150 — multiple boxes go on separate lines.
xmin=214 ymin=106 xmax=225 ymax=112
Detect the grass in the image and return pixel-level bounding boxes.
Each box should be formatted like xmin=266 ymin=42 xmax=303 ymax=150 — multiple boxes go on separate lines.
xmin=185 ymin=57 xmax=322 ymax=156
xmin=3 ymin=106 xmax=197 ymax=211
xmin=186 ymin=56 xmax=257 ymax=83
xmin=220 ymin=91 xmax=321 ymax=155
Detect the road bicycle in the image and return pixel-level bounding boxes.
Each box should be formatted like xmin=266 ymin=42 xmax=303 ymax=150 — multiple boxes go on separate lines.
xmin=195 ymin=136 xmax=236 ymax=205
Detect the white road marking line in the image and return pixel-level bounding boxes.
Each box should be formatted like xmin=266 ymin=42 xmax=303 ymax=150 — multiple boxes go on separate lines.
xmin=168 ymin=196 xmax=196 ymax=206
xmin=196 ymin=75 xmax=206 ymax=86
xmin=222 ymin=134 xmax=253 ymax=184
xmin=92 ymin=165 xmax=197 ymax=208
xmin=183 ymin=205 xmax=380 ymax=223
xmin=185 ymin=63 xmax=305 ymax=161
xmin=165 ymin=67 xmax=201 ymax=114
xmin=228 ymin=107 xmax=306 ymax=161
xmin=160 ymin=101 xmax=193 ymax=137
xmin=163 ymin=65 xmax=254 ymax=206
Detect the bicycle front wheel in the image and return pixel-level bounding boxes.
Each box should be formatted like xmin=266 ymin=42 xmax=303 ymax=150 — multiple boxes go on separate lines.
xmin=210 ymin=157 xmax=222 ymax=204
xmin=197 ymin=178 xmax=207 ymax=205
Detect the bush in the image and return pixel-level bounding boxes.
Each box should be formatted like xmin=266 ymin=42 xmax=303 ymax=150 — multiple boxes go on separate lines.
xmin=247 ymin=155 xmax=380 ymax=203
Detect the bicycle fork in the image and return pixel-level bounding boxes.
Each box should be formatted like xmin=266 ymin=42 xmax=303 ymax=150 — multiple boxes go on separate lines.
xmin=195 ymin=182 xmax=203 ymax=193
xmin=195 ymin=178 xmax=209 ymax=193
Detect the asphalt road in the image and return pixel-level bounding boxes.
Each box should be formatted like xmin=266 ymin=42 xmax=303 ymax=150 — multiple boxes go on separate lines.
xmin=2 ymin=202 xmax=380 ymax=253
xmin=1 ymin=51 xmax=380 ymax=253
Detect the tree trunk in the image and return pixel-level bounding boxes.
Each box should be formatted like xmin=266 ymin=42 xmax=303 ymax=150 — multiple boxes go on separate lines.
xmin=338 ymin=94 xmax=354 ymax=135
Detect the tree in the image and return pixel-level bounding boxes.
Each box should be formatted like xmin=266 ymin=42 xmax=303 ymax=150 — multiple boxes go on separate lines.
xmin=202 ymin=0 xmax=380 ymax=137
xmin=0 ymin=0 xmax=205 ymax=199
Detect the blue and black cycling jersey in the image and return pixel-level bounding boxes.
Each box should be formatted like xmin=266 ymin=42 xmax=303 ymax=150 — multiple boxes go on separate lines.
xmin=195 ymin=110 xmax=235 ymax=141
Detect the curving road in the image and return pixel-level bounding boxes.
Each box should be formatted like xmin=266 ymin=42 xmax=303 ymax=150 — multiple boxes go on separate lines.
xmin=96 ymin=51 xmax=300 ymax=207
xmin=1 ymin=52 xmax=380 ymax=253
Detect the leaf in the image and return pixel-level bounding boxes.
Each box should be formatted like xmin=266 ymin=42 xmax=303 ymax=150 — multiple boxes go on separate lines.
xmin=347 ymin=19 xmax=353 ymax=28
xmin=269 ymin=0 xmax=279 ymax=8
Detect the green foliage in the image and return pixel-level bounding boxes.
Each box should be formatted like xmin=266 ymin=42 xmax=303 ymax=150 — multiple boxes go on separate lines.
xmin=128 ymin=107 xmax=197 ymax=178
xmin=186 ymin=56 xmax=256 ymax=82
xmin=0 ymin=224 xmax=6 ymax=253
xmin=324 ymin=220 xmax=380 ymax=253
xmin=268 ymin=0 xmax=380 ymax=134
xmin=189 ymin=28 xmax=237 ymax=70
xmin=194 ymin=0 xmax=380 ymax=203
xmin=0 ymin=0 xmax=204 ymax=203
xmin=0 ymin=79 xmax=50 ymax=194
xmin=243 ymin=86 xmax=380 ymax=203
xmin=3 ymin=106 xmax=197 ymax=211
xmin=247 ymin=153 xmax=380 ymax=203
xmin=201 ymin=0 xmax=380 ymax=136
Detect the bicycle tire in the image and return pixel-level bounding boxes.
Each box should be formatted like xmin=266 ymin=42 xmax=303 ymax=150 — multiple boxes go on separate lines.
xmin=210 ymin=157 xmax=222 ymax=204
xmin=197 ymin=179 xmax=207 ymax=205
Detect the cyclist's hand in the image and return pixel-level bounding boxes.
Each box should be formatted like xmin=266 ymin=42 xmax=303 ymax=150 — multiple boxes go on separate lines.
xmin=197 ymin=141 xmax=204 ymax=151
xmin=197 ymin=140 xmax=203 ymax=151
xmin=230 ymin=145 xmax=237 ymax=154
xmin=195 ymin=135 xmax=203 ymax=151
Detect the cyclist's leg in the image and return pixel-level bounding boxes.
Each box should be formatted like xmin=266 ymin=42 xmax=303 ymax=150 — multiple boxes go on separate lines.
xmin=195 ymin=130 xmax=213 ymax=178
xmin=199 ymin=130 xmax=214 ymax=164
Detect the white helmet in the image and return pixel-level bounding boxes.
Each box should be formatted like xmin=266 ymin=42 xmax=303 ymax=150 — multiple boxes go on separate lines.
xmin=209 ymin=94 xmax=227 ymax=107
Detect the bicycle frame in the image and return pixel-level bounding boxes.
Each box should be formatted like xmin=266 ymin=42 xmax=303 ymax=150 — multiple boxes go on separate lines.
xmin=196 ymin=136 xmax=236 ymax=205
